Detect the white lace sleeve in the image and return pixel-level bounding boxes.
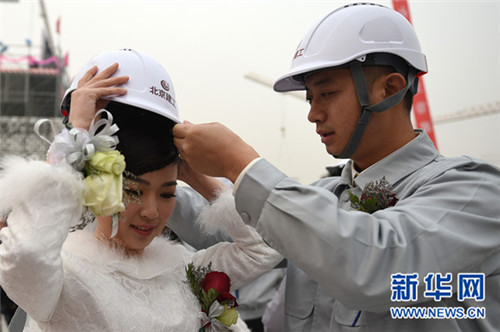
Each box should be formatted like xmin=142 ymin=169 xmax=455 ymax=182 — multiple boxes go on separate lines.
xmin=0 ymin=157 xmax=85 ymax=322
xmin=191 ymin=189 xmax=283 ymax=290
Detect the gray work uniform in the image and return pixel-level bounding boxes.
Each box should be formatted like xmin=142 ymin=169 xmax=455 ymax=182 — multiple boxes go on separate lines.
xmin=171 ymin=130 xmax=500 ymax=331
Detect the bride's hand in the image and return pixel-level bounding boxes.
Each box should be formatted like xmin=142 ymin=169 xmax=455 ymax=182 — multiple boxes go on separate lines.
xmin=68 ymin=63 xmax=129 ymax=130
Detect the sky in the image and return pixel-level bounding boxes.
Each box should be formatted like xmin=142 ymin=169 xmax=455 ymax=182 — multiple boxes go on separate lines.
xmin=1 ymin=0 xmax=499 ymax=184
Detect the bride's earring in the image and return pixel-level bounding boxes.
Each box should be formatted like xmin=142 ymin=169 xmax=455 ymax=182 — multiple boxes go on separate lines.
xmin=110 ymin=215 xmax=119 ymax=238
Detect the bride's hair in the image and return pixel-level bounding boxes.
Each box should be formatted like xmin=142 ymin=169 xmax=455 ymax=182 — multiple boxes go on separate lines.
xmin=105 ymin=101 xmax=178 ymax=176
xmin=69 ymin=101 xmax=179 ymax=232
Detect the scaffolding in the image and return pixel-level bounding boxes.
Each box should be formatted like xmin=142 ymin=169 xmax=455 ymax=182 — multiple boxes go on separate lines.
xmin=0 ymin=63 xmax=64 ymax=158
xmin=0 ymin=0 xmax=69 ymax=158
xmin=0 ymin=67 xmax=62 ymax=117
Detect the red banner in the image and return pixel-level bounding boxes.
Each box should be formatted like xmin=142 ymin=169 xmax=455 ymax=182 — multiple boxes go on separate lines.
xmin=392 ymin=0 xmax=438 ymax=149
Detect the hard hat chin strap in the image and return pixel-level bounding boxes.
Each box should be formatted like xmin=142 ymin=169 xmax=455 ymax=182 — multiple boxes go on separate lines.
xmin=334 ymin=61 xmax=417 ymax=159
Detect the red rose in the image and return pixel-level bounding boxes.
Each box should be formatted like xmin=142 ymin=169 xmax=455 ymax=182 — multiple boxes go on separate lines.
xmin=202 ymin=271 xmax=239 ymax=307
xmin=388 ymin=193 xmax=399 ymax=207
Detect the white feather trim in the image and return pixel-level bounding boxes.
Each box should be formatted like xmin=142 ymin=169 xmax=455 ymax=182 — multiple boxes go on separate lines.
xmin=63 ymin=231 xmax=192 ymax=279
xmin=196 ymin=188 xmax=243 ymax=237
xmin=0 ymin=156 xmax=85 ymax=218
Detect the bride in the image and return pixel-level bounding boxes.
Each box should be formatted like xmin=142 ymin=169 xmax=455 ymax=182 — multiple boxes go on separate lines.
xmin=0 ymin=49 xmax=282 ymax=331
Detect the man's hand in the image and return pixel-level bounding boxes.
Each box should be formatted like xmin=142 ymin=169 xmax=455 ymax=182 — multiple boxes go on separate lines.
xmin=177 ymin=160 xmax=230 ymax=201
xmin=173 ymin=122 xmax=259 ymax=183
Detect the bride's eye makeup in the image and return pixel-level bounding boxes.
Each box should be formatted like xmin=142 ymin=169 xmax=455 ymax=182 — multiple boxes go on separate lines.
xmin=121 ymin=171 xmax=177 ymax=211
xmin=123 ymin=172 xmax=143 ymax=207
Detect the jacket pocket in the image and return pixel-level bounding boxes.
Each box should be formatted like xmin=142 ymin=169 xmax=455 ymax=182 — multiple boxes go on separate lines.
xmin=284 ymin=264 xmax=315 ymax=319
xmin=333 ymin=301 xmax=387 ymax=326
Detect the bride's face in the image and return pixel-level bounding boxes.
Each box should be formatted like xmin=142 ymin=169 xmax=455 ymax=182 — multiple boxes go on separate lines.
xmin=96 ymin=164 xmax=178 ymax=251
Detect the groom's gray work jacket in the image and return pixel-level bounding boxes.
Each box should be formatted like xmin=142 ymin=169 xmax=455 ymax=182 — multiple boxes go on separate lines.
xmin=170 ymin=130 xmax=500 ymax=331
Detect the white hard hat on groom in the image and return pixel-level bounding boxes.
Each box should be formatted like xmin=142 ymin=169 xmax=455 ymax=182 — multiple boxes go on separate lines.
xmin=61 ymin=48 xmax=181 ymax=124
xmin=274 ymin=2 xmax=427 ymax=92
xmin=274 ymin=3 xmax=429 ymax=159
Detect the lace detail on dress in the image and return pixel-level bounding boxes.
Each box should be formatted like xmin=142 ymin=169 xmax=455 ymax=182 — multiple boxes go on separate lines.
xmin=36 ymin=233 xmax=200 ymax=331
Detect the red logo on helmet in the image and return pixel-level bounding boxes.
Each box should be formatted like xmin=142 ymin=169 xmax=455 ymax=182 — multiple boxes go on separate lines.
xmin=161 ymin=80 xmax=170 ymax=91
xmin=293 ymin=48 xmax=304 ymax=60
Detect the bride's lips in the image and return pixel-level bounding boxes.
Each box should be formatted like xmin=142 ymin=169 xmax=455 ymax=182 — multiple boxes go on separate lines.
xmin=131 ymin=224 xmax=155 ymax=236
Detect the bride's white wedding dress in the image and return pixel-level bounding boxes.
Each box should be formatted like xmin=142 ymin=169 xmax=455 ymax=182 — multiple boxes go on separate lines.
xmin=0 ymin=157 xmax=282 ymax=331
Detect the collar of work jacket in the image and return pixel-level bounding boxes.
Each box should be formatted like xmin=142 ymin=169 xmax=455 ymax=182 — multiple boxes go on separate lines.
xmin=331 ymin=130 xmax=440 ymax=191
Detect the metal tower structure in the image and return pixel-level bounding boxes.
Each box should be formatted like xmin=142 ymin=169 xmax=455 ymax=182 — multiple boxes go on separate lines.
xmin=0 ymin=0 xmax=68 ymax=158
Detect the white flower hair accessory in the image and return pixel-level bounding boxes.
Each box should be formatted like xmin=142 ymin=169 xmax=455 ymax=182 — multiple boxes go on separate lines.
xmin=35 ymin=109 xmax=125 ymax=237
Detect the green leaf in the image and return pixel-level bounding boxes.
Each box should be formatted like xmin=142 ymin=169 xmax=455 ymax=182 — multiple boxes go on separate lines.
xmin=362 ymin=197 xmax=378 ymax=214
xmin=207 ymin=288 xmax=217 ymax=300
xmin=348 ymin=190 xmax=358 ymax=203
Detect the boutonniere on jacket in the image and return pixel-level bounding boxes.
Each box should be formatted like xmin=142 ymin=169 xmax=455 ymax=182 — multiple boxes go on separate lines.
xmin=185 ymin=262 xmax=239 ymax=331
xmin=348 ymin=176 xmax=399 ymax=214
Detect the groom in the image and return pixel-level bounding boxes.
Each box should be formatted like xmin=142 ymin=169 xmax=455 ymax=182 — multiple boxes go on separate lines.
xmin=171 ymin=3 xmax=500 ymax=331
